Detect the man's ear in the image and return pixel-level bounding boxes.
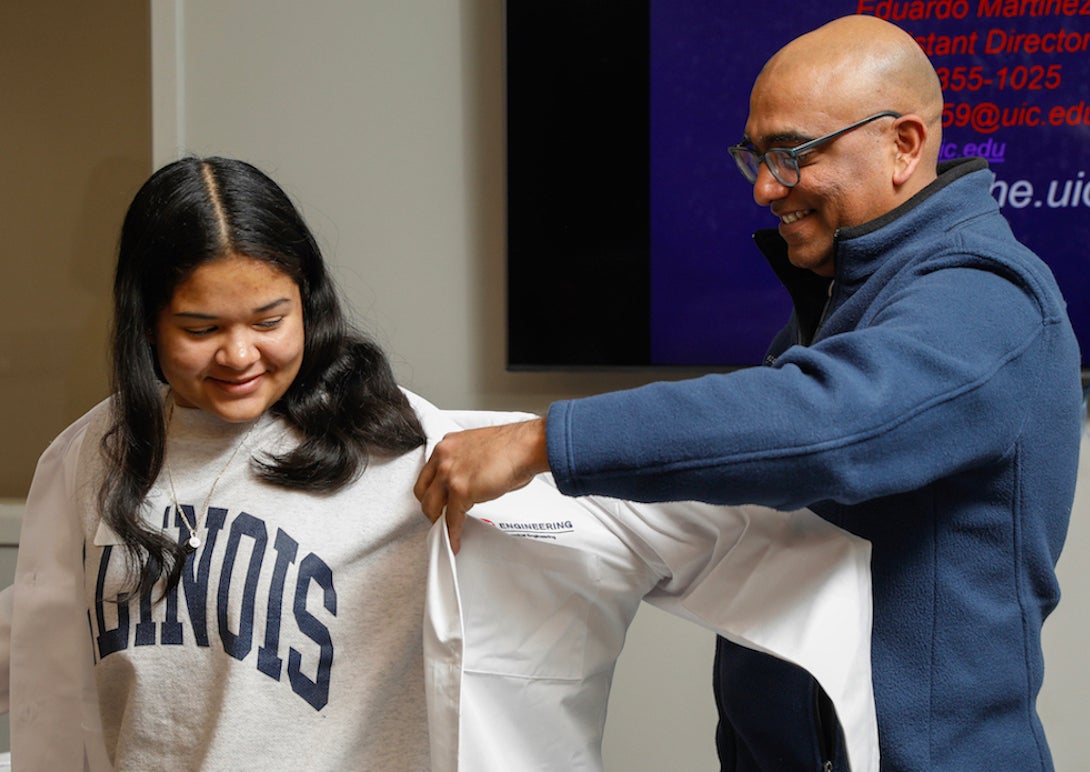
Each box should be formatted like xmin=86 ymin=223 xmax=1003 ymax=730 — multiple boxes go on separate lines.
xmin=890 ymin=114 xmax=927 ymax=186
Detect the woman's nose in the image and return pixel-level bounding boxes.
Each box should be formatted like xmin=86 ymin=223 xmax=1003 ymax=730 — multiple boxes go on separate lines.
xmin=215 ymin=331 xmax=260 ymax=369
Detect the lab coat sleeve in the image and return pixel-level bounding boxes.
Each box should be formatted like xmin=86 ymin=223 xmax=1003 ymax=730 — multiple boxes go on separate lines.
xmin=8 ymin=407 xmax=111 ymax=771
xmin=597 ymin=495 xmax=878 ymax=772
xmin=0 ymin=584 xmax=11 ymax=713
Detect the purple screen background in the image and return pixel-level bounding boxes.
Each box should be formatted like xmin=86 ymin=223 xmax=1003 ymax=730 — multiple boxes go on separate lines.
xmin=650 ymin=3 xmax=1090 ymax=367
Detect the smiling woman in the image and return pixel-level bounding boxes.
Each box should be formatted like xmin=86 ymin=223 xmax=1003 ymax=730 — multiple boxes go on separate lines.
xmin=107 ymin=157 xmax=427 ymax=597
xmin=0 ymin=156 xmax=435 ymax=770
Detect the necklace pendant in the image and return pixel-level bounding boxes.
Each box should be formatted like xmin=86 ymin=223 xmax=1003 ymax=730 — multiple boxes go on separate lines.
xmin=185 ymin=535 xmax=201 ymax=552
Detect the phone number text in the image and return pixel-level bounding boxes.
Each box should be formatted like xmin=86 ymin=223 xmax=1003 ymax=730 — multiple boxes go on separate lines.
xmin=936 ymin=64 xmax=1062 ymax=92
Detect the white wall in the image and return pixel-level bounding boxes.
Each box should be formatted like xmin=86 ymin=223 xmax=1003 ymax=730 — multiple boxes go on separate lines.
xmin=1039 ymin=422 xmax=1090 ymax=768
xmin=152 ymin=2 xmax=1088 ymax=769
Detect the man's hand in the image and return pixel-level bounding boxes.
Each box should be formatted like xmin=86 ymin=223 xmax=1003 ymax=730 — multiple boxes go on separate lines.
xmin=414 ymin=418 xmax=549 ymax=553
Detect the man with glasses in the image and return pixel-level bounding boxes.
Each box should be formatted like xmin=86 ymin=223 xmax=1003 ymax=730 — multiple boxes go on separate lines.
xmin=416 ymin=14 xmax=1081 ymax=771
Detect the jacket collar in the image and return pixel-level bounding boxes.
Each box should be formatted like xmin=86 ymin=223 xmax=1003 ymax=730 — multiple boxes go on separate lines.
xmin=754 ymin=158 xmax=990 ymax=325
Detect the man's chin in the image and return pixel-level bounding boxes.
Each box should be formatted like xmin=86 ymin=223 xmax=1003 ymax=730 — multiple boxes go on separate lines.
xmin=786 ymin=247 xmax=835 ymax=277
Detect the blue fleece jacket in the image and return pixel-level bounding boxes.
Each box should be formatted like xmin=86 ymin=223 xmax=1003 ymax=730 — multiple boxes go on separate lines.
xmin=546 ymin=158 xmax=1082 ymax=770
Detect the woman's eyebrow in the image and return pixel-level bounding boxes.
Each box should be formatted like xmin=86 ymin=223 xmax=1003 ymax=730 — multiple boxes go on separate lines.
xmin=170 ymin=297 xmax=293 ymax=320
xmin=254 ymin=297 xmax=292 ymax=313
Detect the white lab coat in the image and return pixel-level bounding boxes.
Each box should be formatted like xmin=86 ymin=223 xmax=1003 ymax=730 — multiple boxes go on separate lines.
xmin=0 ymin=393 xmax=879 ymax=770
xmin=414 ymin=395 xmax=878 ymax=771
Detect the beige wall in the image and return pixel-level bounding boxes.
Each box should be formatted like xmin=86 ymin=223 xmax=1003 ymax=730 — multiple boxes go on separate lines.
xmin=0 ymin=2 xmax=151 ymax=496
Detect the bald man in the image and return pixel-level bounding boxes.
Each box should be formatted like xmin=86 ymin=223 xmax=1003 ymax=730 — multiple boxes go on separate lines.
xmin=416 ymin=15 xmax=1081 ymax=770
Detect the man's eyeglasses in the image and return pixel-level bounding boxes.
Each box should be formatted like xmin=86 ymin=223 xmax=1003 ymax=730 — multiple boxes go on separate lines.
xmin=728 ymin=111 xmax=902 ymax=188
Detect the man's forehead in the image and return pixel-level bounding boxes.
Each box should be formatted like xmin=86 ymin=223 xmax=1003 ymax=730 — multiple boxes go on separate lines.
xmin=744 ymin=77 xmax=812 ymax=140
xmin=743 ymin=78 xmax=855 ymax=147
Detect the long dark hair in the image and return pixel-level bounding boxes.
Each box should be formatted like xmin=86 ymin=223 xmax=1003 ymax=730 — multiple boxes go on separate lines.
xmin=102 ymin=156 xmax=425 ymax=598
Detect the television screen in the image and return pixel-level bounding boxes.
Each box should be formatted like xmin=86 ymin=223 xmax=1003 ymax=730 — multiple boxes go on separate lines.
xmin=506 ymin=1 xmax=1090 ymax=370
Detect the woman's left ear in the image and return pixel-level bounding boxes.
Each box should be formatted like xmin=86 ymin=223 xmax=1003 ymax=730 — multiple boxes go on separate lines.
xmin=891 ymin=114 xmax=927 ymax=186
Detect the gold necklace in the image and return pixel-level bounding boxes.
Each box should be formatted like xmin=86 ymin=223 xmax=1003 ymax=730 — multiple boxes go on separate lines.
xmin=164 ymin=396 xmax=260 ymax=553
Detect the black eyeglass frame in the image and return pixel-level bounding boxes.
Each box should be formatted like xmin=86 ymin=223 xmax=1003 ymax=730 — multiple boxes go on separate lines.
xmin=728 ymin=111 xmax=903 ymax=188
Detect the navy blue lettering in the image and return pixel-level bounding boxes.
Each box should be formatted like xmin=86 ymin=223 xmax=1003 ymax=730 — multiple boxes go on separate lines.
xmin=218 ymin=512 xmax=267 ymax=660
xmin=159 ymin=569 xmax=184 ymax=646
xmin=288 ymin=553 xmax=336 ymax=711
xmin=258 ymin=528 xmax=298 ymax=680
xmin=94 ymin=546 xmax=129 ymax=658
xmin=156 ymin=506 xmax=184 ymax=645
xmin=175 ymin=506 xmax=228 ymax=647
xmin=88 ymin=506 xmax=338 ymax=711
xmin=83 ymin=542 xmax=98 ymax=665
xmin=135 ymin=555 xmax=160 ymax=646
xmin=87 ymin=608 xmax=98 ymax=665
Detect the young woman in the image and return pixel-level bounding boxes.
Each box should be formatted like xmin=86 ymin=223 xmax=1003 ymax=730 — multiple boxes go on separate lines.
xmin=4 ymin=157 xmax=434 ymax=770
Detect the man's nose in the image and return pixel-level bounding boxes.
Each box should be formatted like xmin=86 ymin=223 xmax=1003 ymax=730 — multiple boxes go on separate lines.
xmin=752 ymin=163 xmax=789 ymax=207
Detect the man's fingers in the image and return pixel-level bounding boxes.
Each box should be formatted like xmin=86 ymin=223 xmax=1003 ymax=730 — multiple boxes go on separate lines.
xmin=417 ymin=479 xmax=449 ymax=523
xmin=445 ymin=507 xmax=465 ymax=555
xmin=412 ymin=455 xmax=435 ymax=503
